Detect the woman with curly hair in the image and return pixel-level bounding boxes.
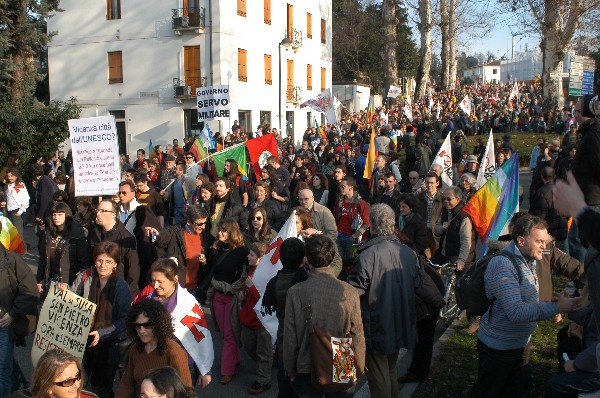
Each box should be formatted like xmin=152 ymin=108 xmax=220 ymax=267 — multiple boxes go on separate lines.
xmin=140 ymin=367 xmax=195 ymax=398
xmin=247 ymin=182 xmax=282 ymax=229
xmin=115 ymin=299 xmax=192 ymax=398
xmin=208 ymin=219 xmax=249 ymax=384
xmin=260 ymin=165 xmax=289 ymax=207
xmin=311 ymin=173 xmax=329 ymax=206
xmin=244 ymin=207 xmax=277 ymax=245
xmin=10 ymin=350 xmax=97 ymax=398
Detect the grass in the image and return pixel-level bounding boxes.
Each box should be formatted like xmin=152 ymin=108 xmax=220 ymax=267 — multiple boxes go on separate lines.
xmin=414 ymin=275 xmax=569 ymax=398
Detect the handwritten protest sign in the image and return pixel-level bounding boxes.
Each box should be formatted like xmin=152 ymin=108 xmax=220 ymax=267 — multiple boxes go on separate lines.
xmin=31 ymin=282 xmax=97 ymax=367
xmin=68 ymin=115 xmax=121 ymax=196
xmin=197 ymin=85 xmax=230 ymax=122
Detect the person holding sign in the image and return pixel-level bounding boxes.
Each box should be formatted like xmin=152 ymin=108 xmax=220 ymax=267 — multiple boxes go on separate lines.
xmin=115 ymin=299 xmax=192 ymax=398
xmin=10 ymin=350 xmax=98 ymax=398
xmin=60 ymin=241 xmax=132 ymax=398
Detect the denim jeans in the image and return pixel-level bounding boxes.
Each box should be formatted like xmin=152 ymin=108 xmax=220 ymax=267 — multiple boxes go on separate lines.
xmin=0 ymin=328 xmax=15 ymax=396
xmin=545 ymin=369 xmax=600 ymax=397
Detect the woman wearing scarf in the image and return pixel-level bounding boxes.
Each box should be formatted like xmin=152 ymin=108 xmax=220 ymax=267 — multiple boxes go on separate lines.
xmin=63 ymin=241 xmax=131 ymax=398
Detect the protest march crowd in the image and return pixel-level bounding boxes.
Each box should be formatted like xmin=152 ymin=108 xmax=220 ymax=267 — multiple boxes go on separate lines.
xmin=0 ymin=81 xmax=599 ymax=398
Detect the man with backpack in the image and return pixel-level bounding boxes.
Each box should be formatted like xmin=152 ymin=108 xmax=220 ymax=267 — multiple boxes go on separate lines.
xmin=471 ymin=214 xmax=582 ymax=398
xmin=283 ymin=235 xmax=365 ymax=397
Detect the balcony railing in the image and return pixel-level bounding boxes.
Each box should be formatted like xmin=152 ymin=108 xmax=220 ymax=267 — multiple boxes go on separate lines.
xmin=173 ymin=77 xmax=207 ymax=98
xmin=172 ymin=7 xmax=206 ymax=32
xmin=285 ymin=28 xmax=302 ymax=49
xmin=286 ymin=86 xmax=302 ymax=103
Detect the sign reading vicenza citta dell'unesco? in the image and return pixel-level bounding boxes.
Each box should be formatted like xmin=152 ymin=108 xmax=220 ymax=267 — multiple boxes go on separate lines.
xmin=196 ymin=85 xmax=230 ymax=122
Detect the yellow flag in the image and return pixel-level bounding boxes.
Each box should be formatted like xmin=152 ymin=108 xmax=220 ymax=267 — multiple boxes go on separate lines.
xmin=363 ymin=126 xmax=376 ymax=180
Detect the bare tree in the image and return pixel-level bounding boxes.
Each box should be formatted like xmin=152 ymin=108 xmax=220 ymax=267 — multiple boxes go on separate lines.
xmin=448 ymin=0 xmax=457 ymax=88
xmin=415 ymin=0 xmax=433 ymax=99
xmin=382 ymin=0 xmax=399 ymax=94
xmin=439 ymin=0 xmax=450 ymax=88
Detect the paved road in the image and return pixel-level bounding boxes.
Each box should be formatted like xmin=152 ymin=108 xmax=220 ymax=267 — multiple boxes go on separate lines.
xmin=14 ymin=170 xmax=532 ymax=397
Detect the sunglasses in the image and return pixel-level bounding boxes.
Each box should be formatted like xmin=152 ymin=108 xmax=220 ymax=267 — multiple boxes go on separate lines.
xmin=118 ymin=191 xmax=131 ymax=195
xmin=54 ymin=371 xmax=81 ymax=387
xmin=252 ymin=216 xmax=263 ymax=221
xmin=185 ymin=156 xmax=194 ymax=159
xmin=442 ymin=197 xmax=455 ymax=201
xmin=133 ymin=322 xmax=154 ymax=330
xmin=192 ymin=220 xmax=207 ymax=227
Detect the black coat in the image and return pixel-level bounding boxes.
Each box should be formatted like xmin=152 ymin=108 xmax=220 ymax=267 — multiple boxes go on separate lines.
xmin=572 ymin=118 xmax=600 ymax=205
xmin=348 ymin=235 xmax=419 ymax=355
xmin=205 ymin=195 xmax=249 ymax=231
xmin=88 ymin=220 xmax=139 ymax=296
xmin=400 ymin=213 xmax=428 ymax=255
xmin=37 ymin=220 xmax=92 ymax=285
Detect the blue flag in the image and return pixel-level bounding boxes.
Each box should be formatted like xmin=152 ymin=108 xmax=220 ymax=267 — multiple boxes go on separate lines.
xmin=148 ymin=139 xmax=153 ymax=154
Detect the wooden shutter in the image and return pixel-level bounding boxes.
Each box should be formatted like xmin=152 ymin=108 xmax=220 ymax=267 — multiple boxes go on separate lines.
xmin=307 ymin=64 xmax=312 ymax=90
xmin=287 ymin=4 xmax=293 ymax=39
xmin=307 ymin=13 xmax=312 ymax=39
xmin=321 ymin=19 xmax=326 ymax=44
xmin=264 ymin=0 xmax=271 ymax=24
xmin=238 ymin=0 xmax=246 ymax=17
xmin=238 ymin=49 xmax=247 ymax=82
xmin=321 ymin=67 xmax=326 ymax=91
xmin=108 ymin=51 xmax=123 ymax=84
xmin=184 ymin=46 xmax=201 ymax=94
xmin=287 ymin=60 xmax=294 ymax=100
xmin=264 ymin=54 xmax=272 ymax=85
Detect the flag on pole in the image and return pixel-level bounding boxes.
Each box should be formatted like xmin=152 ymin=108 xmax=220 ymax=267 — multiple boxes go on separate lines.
xmin=403 ymin=102 xmax=413 ymax=121
xmin=367 ymin=97 xmax=374 ymax=123
xmin=246 ymin=134 xmax=279 ymax=181
xmin=436 ymin=101 xmax=441 ymax=119
xmin=0 ymin=216 xmax=25 ymax=254
xmin=148 ymin=139 xmax=153 ymax=155
xmin=387 ymin=85 xmax=402 ymax=98
xmin=189 ymin=136 xmax=209 ymax=163
xmin=211 ymin=143 xmax=248 ymax=177
xmin=314 ymin=118 xmax=329 ymax=145
xmin=459 ymin=95 xmax=471 ymax=115
xmin=476 ymin=130 xmax=496 ymax=189
xmin=363 ymin=126 xmax=376 ymax=179
xmin=508 ymin=81 xmax=519 ymax=102
xmin=253 ymin=211 xmax=298 ymax=343
xmin=430 ymin=134 xmax=453 ymax=187
xmin=463 ymin=154 xmax=520 ymax=243
xmin=300 ymin=89 xmax=333 ymax=113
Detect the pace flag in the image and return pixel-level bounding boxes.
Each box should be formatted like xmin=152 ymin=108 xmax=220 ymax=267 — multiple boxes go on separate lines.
xmin=463 ymin=154 xmax=519 ymax=243
xmin=0 ymin=216 xmax=25 ymax=254
xmin=430 ymin=134 xmax=453 ymax=187
xmin=253 ymin=211 xmax=298 ymax=343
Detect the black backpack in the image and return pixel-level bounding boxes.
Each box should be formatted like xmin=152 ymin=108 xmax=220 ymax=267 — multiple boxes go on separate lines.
xmin=455 ymin=250 xmax=521 ymax=316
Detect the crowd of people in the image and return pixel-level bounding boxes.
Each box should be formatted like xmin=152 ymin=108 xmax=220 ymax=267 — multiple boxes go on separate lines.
xmin=0 ymin=86 xmax=598 ymax=398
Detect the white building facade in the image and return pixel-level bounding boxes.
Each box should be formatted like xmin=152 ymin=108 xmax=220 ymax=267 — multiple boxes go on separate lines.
xmin=462 ymin=61 xmax=501 ymax=84
xmin=47 ymin=0 xmax=333 ymax=157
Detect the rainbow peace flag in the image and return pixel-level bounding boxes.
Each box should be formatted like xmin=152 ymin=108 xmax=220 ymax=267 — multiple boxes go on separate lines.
xmin=463 ymin=154 xmax=519 ymax=243
xmin=0 ymin=216 xmax=26 ymax=254
xmin=189 ymin=136 xmax=209 ymax=163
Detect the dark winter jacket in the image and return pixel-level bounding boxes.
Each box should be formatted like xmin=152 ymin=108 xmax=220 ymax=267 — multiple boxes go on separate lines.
xmin=572 ymin=118 xmax=600 ymax=205
xmin=399 ymin=212 xmax=428 ymax=255
xmin=0 ymin=243 xmax=38 ymax=344
xmin=529 ymin=182 xmax=569 ymax=241
xmin=205 ymin=196 xmax=249 ymax=232
xmin=37 ymin=220 xmax=92 ymax=285
xmin=348 ymin=235 xmax=419 ymax=354
xmin=88 ymin=220 xmax=140 ymax=296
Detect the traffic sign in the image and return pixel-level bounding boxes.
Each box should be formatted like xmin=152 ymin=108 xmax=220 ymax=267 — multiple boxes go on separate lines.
xmin=551 ymin=72 xmax=569 ymax=78
xmin=569 ymin=87 xmax=582 ymax=96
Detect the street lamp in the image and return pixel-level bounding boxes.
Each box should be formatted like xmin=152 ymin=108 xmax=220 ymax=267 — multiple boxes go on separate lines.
xmin=278 ymin=37 xmax=292 ymax=137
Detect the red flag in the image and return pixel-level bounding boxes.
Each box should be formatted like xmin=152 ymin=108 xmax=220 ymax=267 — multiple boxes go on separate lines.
xmin=246 ymin=134 xmax=279 ymax=181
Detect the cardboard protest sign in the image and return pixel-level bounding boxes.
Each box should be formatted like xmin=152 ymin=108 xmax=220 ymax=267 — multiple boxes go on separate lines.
xmin=31 ymin=282 xmax=97 ymax=367
xmin=68 ymin=115 xmax=121 ymax=196
xmin=196 ymin=85 xmax=230 ymax=121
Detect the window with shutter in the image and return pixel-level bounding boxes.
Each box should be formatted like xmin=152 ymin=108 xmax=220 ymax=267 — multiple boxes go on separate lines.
xmin=107 ymin=0 xmax=121 ymax=20
xmin=108 ymin=51 xmax=123 ymax=84
xmin=238 ymin=0 xmax=246 ymax=17
xmin=307 ymin=64 xmax=312 ymax=91
xmin=264 ymin=54 xmax=272 ymax=85
xmin=321 ymin=67 xmax=326 ymax=91
xmin=287 ymin=4 xmax=293 ymax=39
xmin=184 ymin=46 xmax=201 ymax=94
xmin=307 ymin=13 xmax=312 ymax=39
xmin=238 ymin=49 xmax=247 ymax=82
xmin=321 ymin=19 xmax=326 ymax=44
xmin=264 ymin=0 xmax=271 ymax=24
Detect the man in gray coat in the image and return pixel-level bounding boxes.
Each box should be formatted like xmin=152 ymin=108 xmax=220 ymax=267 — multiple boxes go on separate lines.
xmin=348 ymin=203 xmax=419 ymax=398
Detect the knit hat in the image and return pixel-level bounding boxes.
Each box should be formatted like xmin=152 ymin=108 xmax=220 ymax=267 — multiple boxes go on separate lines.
xmin=582 ymin=95 xmax=599 ymax=118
